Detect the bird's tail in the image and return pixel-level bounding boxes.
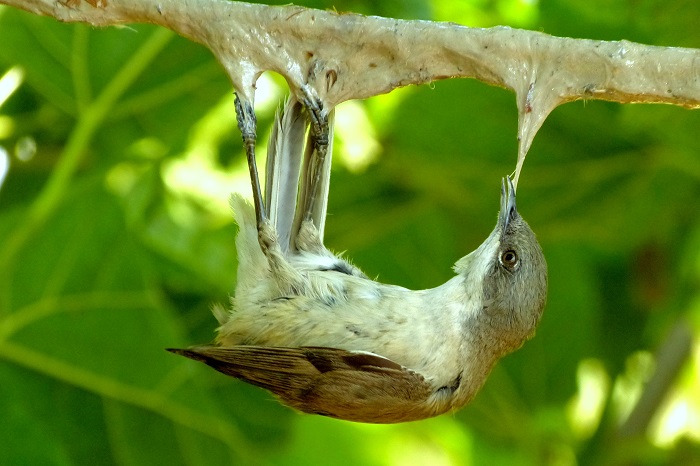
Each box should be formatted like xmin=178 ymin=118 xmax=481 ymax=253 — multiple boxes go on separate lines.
xmin=265 ymin=97 xmax=306 ymax=254
xmin=262 ymin=95 xmax=335 ymax=253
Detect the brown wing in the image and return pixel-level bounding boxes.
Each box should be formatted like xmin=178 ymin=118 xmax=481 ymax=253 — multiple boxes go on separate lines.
xmin=167 ymin=346 xmax=439 ymax=423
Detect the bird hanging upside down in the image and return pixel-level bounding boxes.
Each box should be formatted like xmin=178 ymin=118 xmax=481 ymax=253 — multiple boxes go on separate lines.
xmin=168 ymin=89 xmax=547 ymax=423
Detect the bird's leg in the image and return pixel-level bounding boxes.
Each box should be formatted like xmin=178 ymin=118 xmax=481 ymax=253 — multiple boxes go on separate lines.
xmin=234 ymin=92 xmax=266 ymax=226
xmin=234 ymin=92 xmax=305 ymax=293
xmin=299 ymin=86 xmax=330 ymax=227
xmin=289 ymin=86 xmax=332 ymax=254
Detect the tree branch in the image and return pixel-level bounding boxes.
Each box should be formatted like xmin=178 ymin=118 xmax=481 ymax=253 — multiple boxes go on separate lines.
xmin=618 ymin=320 xmax=693 ymax=438
xmin=3 ymin=0 xmax=700 ymax=182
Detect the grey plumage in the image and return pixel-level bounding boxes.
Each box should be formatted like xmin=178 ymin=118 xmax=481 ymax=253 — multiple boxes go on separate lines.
xmin=168 ymin=95 xmax=548 ymax=423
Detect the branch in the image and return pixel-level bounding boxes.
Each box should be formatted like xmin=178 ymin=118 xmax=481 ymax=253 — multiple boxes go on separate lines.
xmin=4 ymin=0 xmax=700 ymax=183
xmin=618 ymin=320 xmax=693 ymax=438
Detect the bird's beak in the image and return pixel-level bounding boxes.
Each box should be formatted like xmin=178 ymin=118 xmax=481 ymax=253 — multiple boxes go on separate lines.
xmin=499 ymin=176 xmax=517 ymax=234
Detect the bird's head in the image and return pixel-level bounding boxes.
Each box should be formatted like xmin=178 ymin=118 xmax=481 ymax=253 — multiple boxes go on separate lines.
xmin=454 ymin=177 xmax=547 ymax=353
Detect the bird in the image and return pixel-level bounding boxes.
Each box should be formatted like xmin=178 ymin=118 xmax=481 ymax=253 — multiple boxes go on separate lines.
xmin=168 ymin=90 xmax=548 ymax=423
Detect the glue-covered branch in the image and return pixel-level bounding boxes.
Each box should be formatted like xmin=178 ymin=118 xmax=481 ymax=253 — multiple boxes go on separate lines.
xmin=3 ymin=0 xmax=700 ymax=183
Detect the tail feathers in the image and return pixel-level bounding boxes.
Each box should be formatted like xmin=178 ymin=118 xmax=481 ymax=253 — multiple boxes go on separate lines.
xmin=265 ymin=97 xmax=307 ymax=254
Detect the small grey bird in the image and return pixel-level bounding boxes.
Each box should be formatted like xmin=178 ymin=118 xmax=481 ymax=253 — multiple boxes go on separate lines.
xmin=169 ymin=92 xmax=547 ymax=423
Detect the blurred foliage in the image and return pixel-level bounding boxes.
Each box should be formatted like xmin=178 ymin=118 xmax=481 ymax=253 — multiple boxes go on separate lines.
xmin=0 ymin=0 xmax=699 ymax=465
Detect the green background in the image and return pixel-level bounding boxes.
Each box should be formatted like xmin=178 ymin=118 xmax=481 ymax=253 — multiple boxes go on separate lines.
xmin=1 ymin=0 xmax=699 ymax=464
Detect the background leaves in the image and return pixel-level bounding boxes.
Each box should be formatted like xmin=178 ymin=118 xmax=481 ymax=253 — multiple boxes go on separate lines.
xmin=0 ymin=1 xmax=699 ymax=465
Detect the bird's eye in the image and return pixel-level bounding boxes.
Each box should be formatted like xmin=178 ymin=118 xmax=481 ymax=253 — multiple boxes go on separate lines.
xmin=500 ymin=250 xmax=519 ymax=270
